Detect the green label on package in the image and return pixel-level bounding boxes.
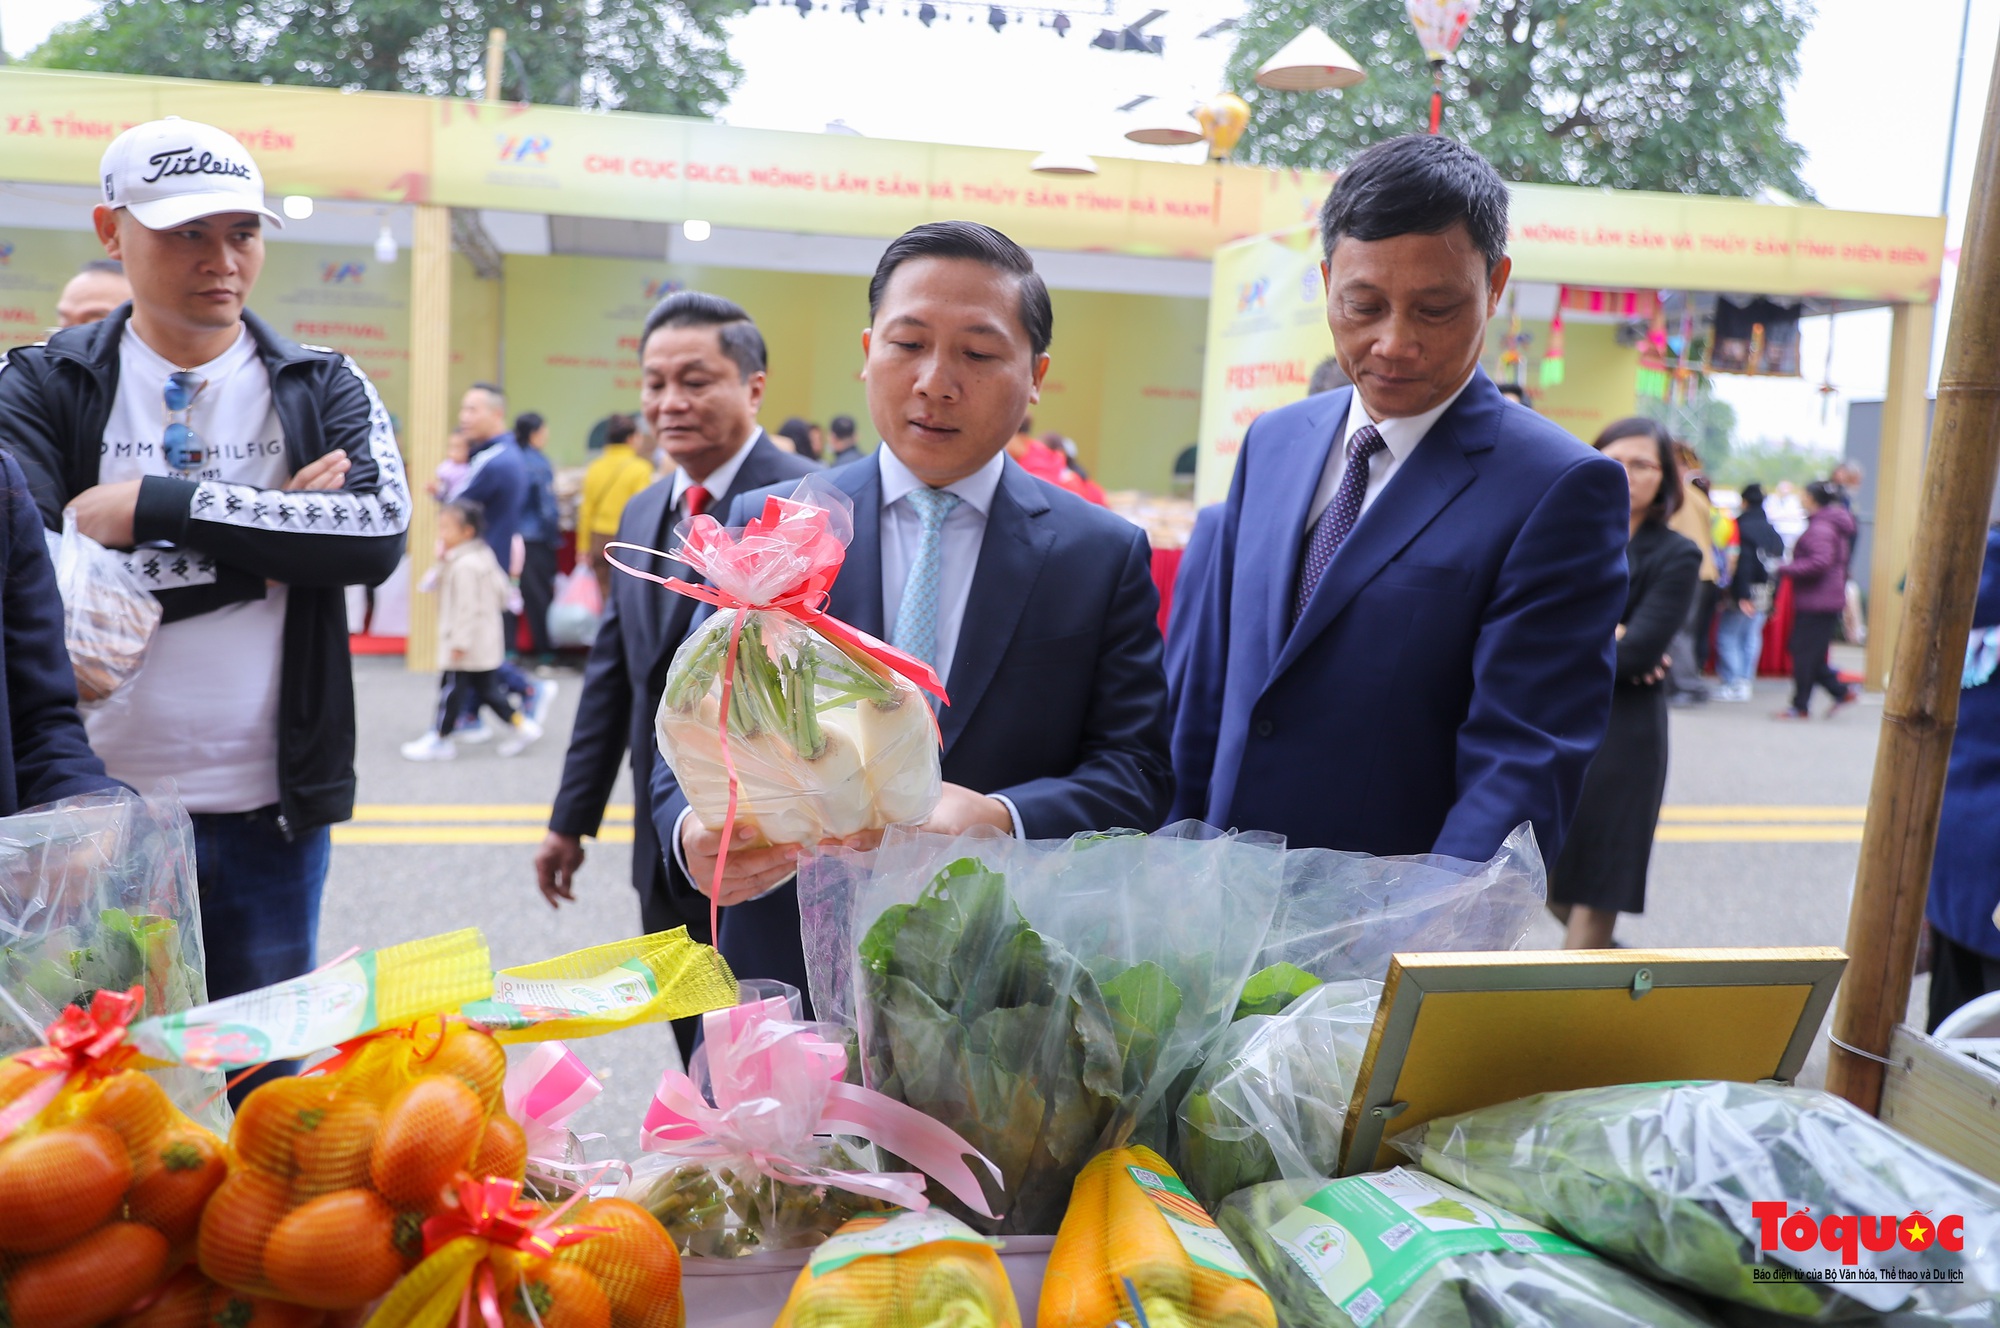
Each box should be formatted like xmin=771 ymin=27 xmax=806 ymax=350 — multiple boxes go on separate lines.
xmin=132 ymin=952 xmax=379 ymax=1069
xmin=463 ymin=958 xmax=662 ymax=1030
xmin=1264 ymin=1168 xmax=1583 ymax=1327
xmin=807 ymin=1210 xmax=1000 ymax=1276
xmin=1127 ymin=1163 xmax=1257 ymax=1279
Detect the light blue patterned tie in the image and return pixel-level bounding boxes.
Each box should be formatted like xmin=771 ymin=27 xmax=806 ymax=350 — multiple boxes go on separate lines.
xmin=892 ymin=487 xmax=962 ymax=670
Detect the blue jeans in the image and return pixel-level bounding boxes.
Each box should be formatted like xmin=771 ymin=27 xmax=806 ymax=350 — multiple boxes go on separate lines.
xmin=193 ymin=807 xmax=331 ymax=1098
xmin=1715 ymin=601 xmax=1766 ymax=687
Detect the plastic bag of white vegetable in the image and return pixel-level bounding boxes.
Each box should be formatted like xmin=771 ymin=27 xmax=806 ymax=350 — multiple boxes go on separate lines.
xmin=616 ymin=477 xmax=945 ymax=873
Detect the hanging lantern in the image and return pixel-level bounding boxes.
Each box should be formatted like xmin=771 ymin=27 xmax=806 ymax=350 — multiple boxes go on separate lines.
xmin=1404 ymin=0 xmax=1479 ymax=133
xmin=1195 ymin=92 xmax=1252 ymax=161
xmin=1539 ymin=287 xmax=1566 ymax=389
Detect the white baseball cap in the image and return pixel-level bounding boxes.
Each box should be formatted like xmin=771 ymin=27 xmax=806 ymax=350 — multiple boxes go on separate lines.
xmin=99 ymin=116 xmax=285 ymax=230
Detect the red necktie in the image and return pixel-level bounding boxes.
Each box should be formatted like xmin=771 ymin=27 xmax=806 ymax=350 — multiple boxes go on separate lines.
xmin=685 ymin=484 xmax=711 ymax=518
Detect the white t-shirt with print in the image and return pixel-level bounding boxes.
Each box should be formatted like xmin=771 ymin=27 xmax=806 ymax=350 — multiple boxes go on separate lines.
xmin=87 ymin=325 xmax=288 ymax=813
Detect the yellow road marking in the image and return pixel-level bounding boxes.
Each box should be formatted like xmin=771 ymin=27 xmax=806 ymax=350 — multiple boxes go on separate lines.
xmin=1655 ymin=825 xmax=1864 ymax=844
xmin=1657 ymin=806 xmax=1864 ymax=823
xmin=332 ymin=826 xmax=636 ymax=846
xmin=350 ymin=804 xmax=631 ymax=823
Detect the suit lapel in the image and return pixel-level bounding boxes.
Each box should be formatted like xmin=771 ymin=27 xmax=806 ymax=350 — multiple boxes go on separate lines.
xmin=1268 ymin=383 xmax=1496 ymax=684
xmin=1248 ymin=388 xmax=1349 ymax=673
xmin=830 ymin=456 xmax=887 ymax=639
xmin=939 ymin=460 xmax=1055 ymax=755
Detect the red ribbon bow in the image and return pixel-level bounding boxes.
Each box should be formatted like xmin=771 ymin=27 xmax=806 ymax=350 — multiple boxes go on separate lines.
xmin=0 ymin=985 xmax=145 ymax=1140
xmin=423 ymin=1177 xmax=609 ymax=1261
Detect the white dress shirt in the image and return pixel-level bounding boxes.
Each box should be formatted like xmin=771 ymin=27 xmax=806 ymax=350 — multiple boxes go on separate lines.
xmin=670 ymin=427 xmax=763 ymax=516
xmin=1307 ymin=374 xmax=1478 ymax=527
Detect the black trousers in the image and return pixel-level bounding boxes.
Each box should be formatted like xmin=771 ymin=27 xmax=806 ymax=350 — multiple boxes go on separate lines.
xmin=1691 ymin=581 xmax=1721 ymax=674
xmin=520 ymin=539 xmax=558 ymax=658
xmin=1790 ymin=609 xmax=1847 ymax=712
xmin=437 ymin=669 xmax=518 ymax=732
xmin=1928 ymin=929 xmax=2000 ymax=1032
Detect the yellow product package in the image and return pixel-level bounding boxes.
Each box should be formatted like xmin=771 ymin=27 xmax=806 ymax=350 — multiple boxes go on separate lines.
xmin=1040 ymin=1145 xmax=1277 ymax=1328
xmin=774 ymin=1210 xmax=1019 ymax=1328
xmin=462 ymin=931 xmax=738 ymax=1043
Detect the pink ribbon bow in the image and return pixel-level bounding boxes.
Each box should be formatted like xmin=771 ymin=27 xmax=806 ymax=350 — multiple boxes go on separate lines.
xmin=503 ymin=1041 xmax=614 ymax=1185
xmin=606 ymin=486 xmax=949 ymax=940
xmin=0 ymin=985 xmax=145 ymax=1139
xmin=641 ymin=994 xmax=1000 ymax=1218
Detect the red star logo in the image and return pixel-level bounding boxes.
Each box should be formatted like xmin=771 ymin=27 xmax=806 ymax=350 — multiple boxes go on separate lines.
xmin=1906 ymin=1219 xmax=1931 ymax=1247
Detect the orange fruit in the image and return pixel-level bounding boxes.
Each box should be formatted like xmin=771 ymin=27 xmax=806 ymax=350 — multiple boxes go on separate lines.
xmin=368 ymin=1076 xmax=484 ymax=1210
xmin=2 ymin=1221 xmax=170 ymax=1328
xmin=230 ymin=1077 xmax=338 ymax=1179
xmin=471 ymin=1113 xmax=528 ymax=1184
xmin=129 ymin=1130 xmax=228 ymax=1245
xmin=507 ymin=1263 xmax=612 ymax=1328
xmin=77 ymin=1070 xmax=176 ymax=1160
xmin=0 ymin=1122 xmax=133 ymax=1253
xmin=197 ymin=1169 xmax=292 ymax=1292
xmin=413 ymin=1023 xmax=508 ymax=1112
xmin=557 ymin=1200 xmax=682 ymax=1328
xmin=291 ymin=1096 xmax=382 ymax=1197
xmin=262 ymin=1189 xmax=407 ymax=1310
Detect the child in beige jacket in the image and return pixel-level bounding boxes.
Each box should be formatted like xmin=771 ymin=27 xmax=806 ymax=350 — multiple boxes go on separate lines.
xmin=401 ymin=500 xmax=542 ymax=760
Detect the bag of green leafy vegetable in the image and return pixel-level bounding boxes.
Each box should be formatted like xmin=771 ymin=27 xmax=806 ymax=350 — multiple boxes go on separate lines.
xmin=1219 ymin=1171 xmax=1726 ymax=1328
xmin=0 ymin=787 xmax=225 ymax=1129
xmin=1258 ymin=824 xmax=1546 ymax=983
xmin=799 ymin=822 xmax=1285 ymax=1234
xmin=1177 ymin=978 xmax=1378 ymax=1208
xmin=1399 ymin=1080 xmax=2000 ymax=1324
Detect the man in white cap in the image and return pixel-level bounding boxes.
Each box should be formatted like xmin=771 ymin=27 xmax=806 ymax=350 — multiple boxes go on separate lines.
xmin=0 ymin=118 xmax=410 ymax=1079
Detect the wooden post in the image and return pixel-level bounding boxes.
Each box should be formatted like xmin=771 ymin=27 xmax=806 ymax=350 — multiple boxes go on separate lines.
xmin=404 ymin=203 xmax=452 ymax=674
xmin=1865 ymin=302 xmax=1935 ymax=689
xmin=1828 ymin=41 xmax=2000 ymax=1113
xmin=484 ymin=29 xmax=507 ymax=102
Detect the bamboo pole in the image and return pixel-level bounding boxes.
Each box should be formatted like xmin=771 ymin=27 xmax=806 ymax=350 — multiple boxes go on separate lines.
xmin=1828 ymin=36 xmax=2000 ymax=1113
xmin=1864 ymin=303 xmax=1935 ymax=690
xmin=404 ymin=203 xmax=452 ymax=674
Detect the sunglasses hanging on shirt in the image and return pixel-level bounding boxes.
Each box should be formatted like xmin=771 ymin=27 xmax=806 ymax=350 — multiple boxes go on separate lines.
xmin=162 ymin=370 xmax=208 ymax=471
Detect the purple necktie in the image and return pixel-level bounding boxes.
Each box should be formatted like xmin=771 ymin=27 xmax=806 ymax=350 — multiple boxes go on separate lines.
xmin=1294 ymin=425 xmax=1386 ymax=625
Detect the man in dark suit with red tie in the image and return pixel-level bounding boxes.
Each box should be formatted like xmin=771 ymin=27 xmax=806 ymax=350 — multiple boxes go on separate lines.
xmin=535 ymin=292 xmax=819 ymax=940
xmin=1168 ymin=136 xmax=1629 ymax=867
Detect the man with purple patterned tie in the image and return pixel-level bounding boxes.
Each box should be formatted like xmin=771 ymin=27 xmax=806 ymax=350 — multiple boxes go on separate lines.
xmin=1166 ymin=136 xmax=1629 ymax=866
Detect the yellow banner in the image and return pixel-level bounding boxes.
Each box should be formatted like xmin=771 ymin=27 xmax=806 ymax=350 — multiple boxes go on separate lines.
xmin=1508 ymin=183 xmax=1946 ymax=304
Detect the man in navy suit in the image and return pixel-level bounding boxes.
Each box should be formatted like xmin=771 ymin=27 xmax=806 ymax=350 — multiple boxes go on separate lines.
xmin=536 ymin=292 xmax=819 ymax=941
xmin=651 ymin=221 xmax=1173 ymax=998
xmin=1168 ymin=136 xmax=1628 ymax=866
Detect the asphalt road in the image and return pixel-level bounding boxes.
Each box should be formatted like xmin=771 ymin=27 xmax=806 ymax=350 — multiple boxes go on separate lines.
xmin=325 ymin=645 xmax=1902 ymax=1145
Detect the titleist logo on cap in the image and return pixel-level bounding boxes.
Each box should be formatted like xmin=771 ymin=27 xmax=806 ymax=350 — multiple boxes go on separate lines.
xmin=141 ymin=146 xmax=254 ymax=186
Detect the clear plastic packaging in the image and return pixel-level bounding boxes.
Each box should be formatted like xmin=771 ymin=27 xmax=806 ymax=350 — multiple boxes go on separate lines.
xmin=1219 ymin=1174 xmax=1725 ymax=1328
xmin=1177 ymin=979 xmax=1380 ymax=1209
xmin=1259 ymin=823 xmax=1546 ymax=983
xmin=0 ymin=788 xmax=223 ymax=1131
xmin=650 ymin=481 xmax=942 ymax=850
xmin=799 ymin=823 xmax=1286 ymax=1234
xmin=1399 ymin=1080 xmax=2000 ymax=1324
xmin=628 ymin=983 xmax=997 ymax=1258
xmin=48 ymin=511 xmax=161 ymax=708
xmin=773 ymin=1210 xmax=1019 ymax=1328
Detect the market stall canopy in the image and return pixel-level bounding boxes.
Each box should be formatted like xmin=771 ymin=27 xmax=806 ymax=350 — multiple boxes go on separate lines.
xmin=0 ymin=66 xmax=1330 ymax=261
xmin=1339 ymin=947 xmax=1848 ymax=1174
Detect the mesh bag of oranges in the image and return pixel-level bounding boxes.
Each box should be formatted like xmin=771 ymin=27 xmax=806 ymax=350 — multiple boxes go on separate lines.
xmin=1039 ymin=1145 xmax=1277 ymax=1328
xmin=771 ymin=1210 xmax=1019 ymax=1328
xmin=0 ymin=987 xmax=230 ymax=1328
xmin=119 ymin=1265 xmax=336 ymax=1328
xmin=120 ymin=929 xmax=735 ymax=1315
xmin=365 ymin=1178 xmax=683 ymax=1328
